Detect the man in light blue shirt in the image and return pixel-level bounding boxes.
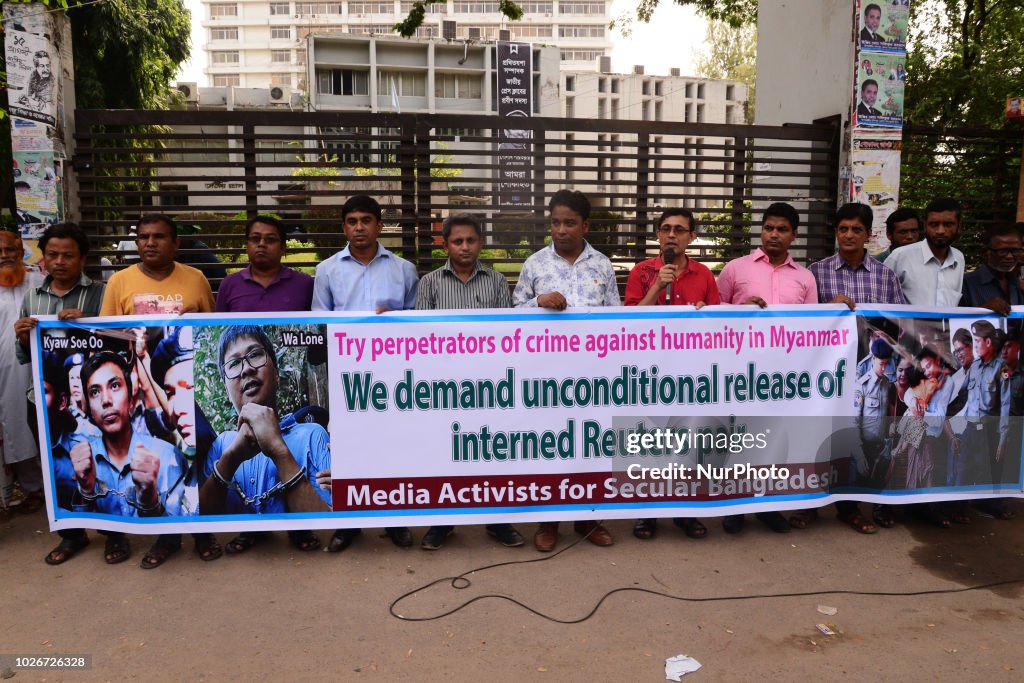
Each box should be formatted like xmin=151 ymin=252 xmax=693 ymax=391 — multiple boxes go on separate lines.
xmin=311 ymin=194 xmax=417 ymax=551
xmin=312 ymin=194 xmax=418 ymax=313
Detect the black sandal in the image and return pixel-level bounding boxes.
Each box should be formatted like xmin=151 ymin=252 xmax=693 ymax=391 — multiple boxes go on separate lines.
xmin=225 ymin=532 xmax=262 ymax=554
xmin=194 ymin=534 xmax=223 ymax=561
xmin=674 ymin=517 xmax=707 ymax=539
xmin=45 ymin=536 xmax=90 ymax=565
xmin=632 ymin=519 xmax=656 ymax=540
xmin=140 ymin=540 xmax=181 ymax=569
xmin=289 ymin=530 xmax=321 ymax=552
xmin=104 ymin=535 xmax=131 ymax=565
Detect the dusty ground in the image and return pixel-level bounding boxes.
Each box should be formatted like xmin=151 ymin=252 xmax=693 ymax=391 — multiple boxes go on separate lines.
xmin=2 ymin=503 xmax=1023 ymax=682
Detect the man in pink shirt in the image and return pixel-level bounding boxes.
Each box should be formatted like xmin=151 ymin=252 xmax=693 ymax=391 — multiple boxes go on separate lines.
xmin=717 ymin=202 xmax=817 ymax=307
xmin=717 ymin=202 xmax=818 ymax=534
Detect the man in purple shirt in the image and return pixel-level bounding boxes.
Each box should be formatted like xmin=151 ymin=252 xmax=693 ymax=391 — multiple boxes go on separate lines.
xmin=717 ymin=202 xmax=818 ymax=535
xmin=216 ymin=216 xmax=314 ymax=313
xmin=215 ymin=215 xmax=321 ymax=554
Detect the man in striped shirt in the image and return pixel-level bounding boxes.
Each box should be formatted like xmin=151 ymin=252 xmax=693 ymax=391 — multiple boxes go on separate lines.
xmin=414 ymin=214 xmax=524 ymax=550
xmin=12 ymin=223 xmax=113 ymax=565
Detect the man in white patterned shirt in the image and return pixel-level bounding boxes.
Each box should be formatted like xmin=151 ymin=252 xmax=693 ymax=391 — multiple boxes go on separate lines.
xmin=514 ymin=189 xmax=620 ymax=551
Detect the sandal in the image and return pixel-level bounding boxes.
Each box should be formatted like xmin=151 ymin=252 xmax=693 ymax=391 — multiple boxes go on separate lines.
xmin=872 ymin=505 xmax=896 ymax=528
xmin=838 ymin=510 xmax=879 ymax=535
xmin=194 ymin=534 xmax=223 ymax=561
xmin=632 ymin=519 xmax=657 ymax=540
xmin=141 ymin=540 xmax=181 ymax=569
xmin=289 ymin=530 xmax=321 ymax=552
xmin=19 ymin=490 xmax=44 ymax=515
xmin=674 ymin=517 xmax=707 ymax=539
xmin=104 ymin=535 xmax=131 ymax=565
xmin=225 ymin=532 xmax=263 ymax=555
xmin=788 ymin=509 xmax=818 ymax=530
xmin=45 ymin=535 xmax=90 ymax=565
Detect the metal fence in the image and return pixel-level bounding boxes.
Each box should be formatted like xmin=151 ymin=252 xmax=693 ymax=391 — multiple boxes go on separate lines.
xmin=901 ymin=123 xmax=1022 ymax=265
xmin=73 ymin=109 xmax=842 ymax=287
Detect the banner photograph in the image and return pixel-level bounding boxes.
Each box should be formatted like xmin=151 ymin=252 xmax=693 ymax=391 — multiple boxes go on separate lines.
xmin=31 ymin=307 xmax=1024 ymax=533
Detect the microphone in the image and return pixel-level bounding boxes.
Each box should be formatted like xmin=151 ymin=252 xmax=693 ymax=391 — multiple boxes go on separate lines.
xmin=662 ymin=248 xmax=676 ymax=305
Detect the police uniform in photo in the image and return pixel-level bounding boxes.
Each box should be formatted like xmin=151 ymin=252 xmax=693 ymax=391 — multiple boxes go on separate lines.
xmin=855 ymin=338 xmax=894 ymax=486
xmin=961 ymin=320 xmax=1011 ymax=486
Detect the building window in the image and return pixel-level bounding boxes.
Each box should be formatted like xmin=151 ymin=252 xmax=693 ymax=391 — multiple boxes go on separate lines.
xmin=565 ymin=133 xmax=574 ymax=181
xmin=353 ymin=23 xmax=395 ymax=34
xmin=271 ymin=27 xmax=291 ymax=39
xmin=512 ymin=24 xmax=552 ymax=37
xmin=416 ymin=24 xmax=439 ymax=38
xmin=559 ymin=49 xmax=604 ymax=62
xmin=726 ymin=84 xmax=735 ymax=100
xmin=697 ymin=83 xmax=705 ymax=99
xmin=558 ymin=24 xmax=604 ymax=38
xmin=295 ymin=3 xmax=342 ymax=15
xmin=597 ymin=77 xmax=605 ymax=93
xmin=610 ymin=98 xmax=618 ymax=119
xmin=317 ymin=68 xmax=369 ymax=95
xmin=213 ymin=74 xmax=241 ymax=87
xmin=520 ymin=0 xmax=552 ymax=11
xmin=269 ymin=2 xmax=290 ymax=15
xmin=211 ymin=27 xmax=238 ymax=40
xmin=350 ymin=1 xmax=394 ymax=12
xmin=212 ymin=51 xmax=240 ymax=64
xmin=453 ymin=1 xmax=499 ymax=11
xmin=435 ymin=73 xmax=481 ymax=99
xmin=565 ymin=75 xmax=575 ymax=92
xmin=696 ymin=104 xmax=705 ymax=122
xmin=654 ymin=101 xmax=662 ymax=120
xmin=641 ymin=80 xmax=650 ymax=96
xmin=654 ymin=81 xmax=663 ymax=96
xmin=297 ymin=25 xmax=333 ymax=39
xmin=558 ymin=1 xmax=604 ymax=14
xmin=641 ymin=101 xmax=650 ymax=120
xmin=610 ymin=79 xmax=619 ymax=94
xmin=210 ymin=3 xmax=238 ymax=17
xmin=597 ymin=99 xmax=606 ymax=118
xmin=271 ymin=73 xmax=293 ymax=86
xmin=378 ymin=71 xmax=426 ymax=97
xmin=684 ymin=82 xmax=693 ymax=98
xmin=427 ymin=1 xmax=447 ymax=12
xmin=272 ymin=49 xmax=292 ymax=63
xmin=565 ymin=96 xmax=574 ymax=117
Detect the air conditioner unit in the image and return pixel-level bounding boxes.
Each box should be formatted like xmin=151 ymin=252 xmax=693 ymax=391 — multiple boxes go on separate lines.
xmin=442 ymin=20 xmax=457 ymax=41
xmin=176 ymin=82 xmax=199 ymax=102
xmin=498 ymin=29 xmax=511 ymax=42
xmin=270 ymin=86 xmax=292 ymax=102
xmin=467 ymin=27 xmax=481 ymax=40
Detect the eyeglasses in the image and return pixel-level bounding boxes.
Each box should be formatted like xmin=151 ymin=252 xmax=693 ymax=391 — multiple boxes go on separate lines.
xmin=247 ymin=234 xmax=282 ymax=245
xmin=223 ymin=347 xmax=269 ymax=379
xmin=656 ymin=225 xmax=693 ymax=236
xmin=987 ymin=248 xmax=1023 ymax=257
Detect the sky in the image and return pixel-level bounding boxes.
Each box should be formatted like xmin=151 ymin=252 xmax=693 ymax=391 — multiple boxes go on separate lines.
xmin=176 ymin=0 xmax=708 ymax=85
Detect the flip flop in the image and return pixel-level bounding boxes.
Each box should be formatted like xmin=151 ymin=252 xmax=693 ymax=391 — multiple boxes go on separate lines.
xmin=288 ymin=530 xmax=321 ymax=552
xmin=194 ymin=534 xmax=223 ymax=561
xmin=674 ymin=517 xmax=707 ymax=539
xmin=45 ymin=536 xmax=90 ymax=565
xmin=225 ymin=532 xmax=262 ymax=554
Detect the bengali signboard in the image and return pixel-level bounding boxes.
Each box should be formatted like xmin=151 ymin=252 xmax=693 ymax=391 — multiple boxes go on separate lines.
xmin=495 ymin=41 xmax=533 ymax=207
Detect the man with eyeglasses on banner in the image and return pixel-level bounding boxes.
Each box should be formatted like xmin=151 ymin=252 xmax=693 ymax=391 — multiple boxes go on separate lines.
xmin=215 ymin=216 xmax=322 ymax=553
xmin=624 ymin=208 xmax=719 ymax=542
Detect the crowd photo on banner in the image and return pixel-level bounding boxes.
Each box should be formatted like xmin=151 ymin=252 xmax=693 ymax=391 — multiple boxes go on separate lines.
xmin=5 ymin=191 xmax=1024 ymax=571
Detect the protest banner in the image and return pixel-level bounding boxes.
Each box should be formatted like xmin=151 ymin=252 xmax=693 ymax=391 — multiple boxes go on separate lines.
xmin=32 ymin=307 xmax=1024 ymax=533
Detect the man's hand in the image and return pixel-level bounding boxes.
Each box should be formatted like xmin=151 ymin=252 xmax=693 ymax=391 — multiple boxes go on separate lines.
xmin=57 ymin=308 xmax=86 ymax=321
xmin=830 ymin=294 xmax=857 ymax=311
xmin=219 ymin=421 xmax=261 ymax=477
xmin=375 ymin=305 xmax=391 ymax=314
xmin=70 ymin=441 xmax=97 ymax=494
xmin=130 ymin=444 xmax=161 ymax=506
xmin=981 ymin=298 xmax=1011 ymax=316
xmin=743 ymin=296 xmax=767 ymax=309
xmin=236 ymin=403 xmax=289 ymax=465
xmin=14 ymin=316 xmax=36 ymax=349
xmin=655 ymin=264 xmax=677 ymax=290
xmin=537 ymin=292 xmax=568 ymax=311
xmin=316 ymin=469 xmax=332 ymax=491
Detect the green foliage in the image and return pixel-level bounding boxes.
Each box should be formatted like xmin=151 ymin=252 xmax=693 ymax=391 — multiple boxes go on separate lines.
xmin=193 ymin=324 xmax=329 ymax=434
xmin=694 ymin=20 xmax=756 ymax=121
xmin=396 ymin=0 xmax=755 ymax=38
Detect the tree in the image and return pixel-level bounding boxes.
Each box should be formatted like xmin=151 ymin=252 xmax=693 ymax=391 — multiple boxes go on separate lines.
xmin=394 ymin=0 xmax=756 ymax=38
xmin=904 ymin=0 xmax=1024 ymax=128
xmin=694 ymin=20 xmax=756 ymax=122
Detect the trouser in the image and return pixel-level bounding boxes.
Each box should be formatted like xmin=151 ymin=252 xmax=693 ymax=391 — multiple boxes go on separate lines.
xmin=959 ymin=424 xmax=993 ymax=486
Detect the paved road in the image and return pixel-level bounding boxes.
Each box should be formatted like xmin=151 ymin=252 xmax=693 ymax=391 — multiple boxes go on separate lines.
xmin=2 ymin=504 xmax=1023 ymax=681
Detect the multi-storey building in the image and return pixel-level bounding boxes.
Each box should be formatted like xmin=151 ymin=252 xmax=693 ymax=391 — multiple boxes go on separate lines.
xmin=199 ymin=0 xmax=611 ymax=89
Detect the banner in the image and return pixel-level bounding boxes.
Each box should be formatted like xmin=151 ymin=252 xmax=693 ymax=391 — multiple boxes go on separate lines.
xmin=32 ymin=307 xmax=1024 ymax=533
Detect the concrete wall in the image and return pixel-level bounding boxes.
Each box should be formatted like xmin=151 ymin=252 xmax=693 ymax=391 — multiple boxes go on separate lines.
xmin=754 ymin=0 xmax=854 ymax=127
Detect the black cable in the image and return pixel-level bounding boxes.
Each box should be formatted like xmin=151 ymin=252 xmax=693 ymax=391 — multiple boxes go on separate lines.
xmin=389 ymin=522 xmax=1024 ymax=624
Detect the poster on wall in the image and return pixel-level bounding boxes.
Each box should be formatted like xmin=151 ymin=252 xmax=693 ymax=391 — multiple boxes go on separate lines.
xmin=854 ymin=53 xmax=906 ymax=128
xmin=850 ymin=140 xmax=902 ymax=254
xmin=496 ymin=41 xmax=534 ymax=207
xmin=857 ymin=0 xmax=910 ymax=53
xmin=2 ymin=5 xmax=59 ymax=127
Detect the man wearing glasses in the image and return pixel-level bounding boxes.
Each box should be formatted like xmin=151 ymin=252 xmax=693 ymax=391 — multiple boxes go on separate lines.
xmin=625 ymin=208 xmax=719 ymax=542
xmin=216 ymin=216 xmax=314 ymax=313
xmin=199 ymin=325 xmax=331 ymax=516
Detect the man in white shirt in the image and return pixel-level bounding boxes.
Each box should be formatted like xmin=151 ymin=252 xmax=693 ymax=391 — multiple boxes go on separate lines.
xmin=884 ymin=198 xmax=965 ymax=307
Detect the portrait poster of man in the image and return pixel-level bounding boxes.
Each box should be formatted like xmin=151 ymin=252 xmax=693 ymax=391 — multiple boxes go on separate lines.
xmin=2 ymin=11 xmax=58 ymax=126
xmin=854 ymin=54 xmax=906 ymax=129
xmin=857 ymin=1 xmax=909 ymax=53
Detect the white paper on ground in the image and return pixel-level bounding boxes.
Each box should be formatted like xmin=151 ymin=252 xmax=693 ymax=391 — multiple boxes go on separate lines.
xmin=665 ymin=654 xmax=702 ymax=680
